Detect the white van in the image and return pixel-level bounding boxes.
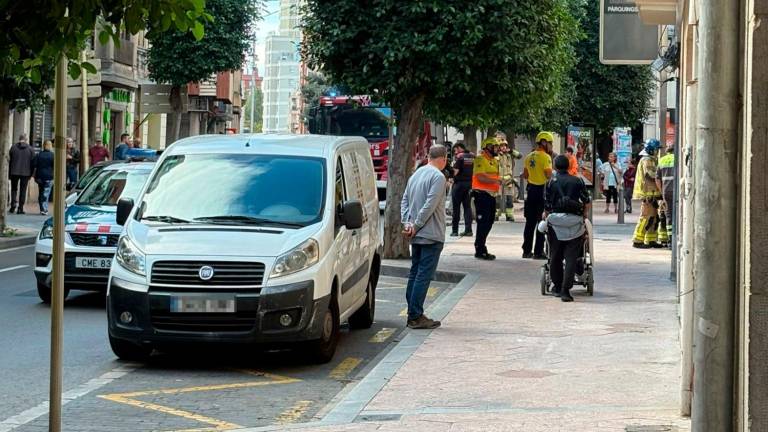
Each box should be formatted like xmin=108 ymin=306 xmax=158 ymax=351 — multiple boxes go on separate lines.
xmin=106 ymin=134 xmax=381 ymax=363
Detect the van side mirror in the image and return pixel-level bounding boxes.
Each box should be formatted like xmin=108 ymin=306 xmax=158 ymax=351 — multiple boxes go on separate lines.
xmin=341 ymin=201 xmax=364 ymax=230
xmin=116 ymin=198 xmax=134 ymax=226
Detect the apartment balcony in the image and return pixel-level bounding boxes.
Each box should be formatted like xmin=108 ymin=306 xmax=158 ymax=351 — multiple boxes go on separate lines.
xmin=95 ymin=38 xmax=138 ymax=89
xmin=635 ymin=0 xmax=678 ymax=25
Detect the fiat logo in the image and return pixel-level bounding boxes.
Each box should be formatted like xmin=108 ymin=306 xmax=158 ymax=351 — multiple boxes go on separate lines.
xmin=198 ymin=266 xmax=215 ymax=281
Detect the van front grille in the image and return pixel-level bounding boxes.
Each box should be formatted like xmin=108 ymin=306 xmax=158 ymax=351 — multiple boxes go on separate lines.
xmin=151 ymin=261 xmax=265 ymax=286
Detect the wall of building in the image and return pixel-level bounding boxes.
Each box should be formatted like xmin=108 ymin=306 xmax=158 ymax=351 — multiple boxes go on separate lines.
xmin=263 ymin=34 xmax=300 ymax=133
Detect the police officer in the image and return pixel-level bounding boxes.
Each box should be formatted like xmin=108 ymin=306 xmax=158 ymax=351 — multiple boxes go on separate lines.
xmin=522 ymin=132 xmax=554 ymax=259
xmin=450 ymin=143 xmax=475 ymax=237
xmin=472 ymin=137 xmax=501 ymax=260
xmin=544 ymin=155 xmax=592 ymax=302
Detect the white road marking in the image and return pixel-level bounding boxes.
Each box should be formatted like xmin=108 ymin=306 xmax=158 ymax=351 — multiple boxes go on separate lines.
xmin=0 ymin=364 xmax=139 ymax=432
xmin=0 ymin=245 xmax=34 ymax=254
xmin=0 ymin=265 xmax=28 ymax=274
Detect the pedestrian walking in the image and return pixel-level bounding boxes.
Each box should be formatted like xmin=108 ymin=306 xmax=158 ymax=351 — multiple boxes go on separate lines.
xmin=623 ymin=159 xmax=637 ymax=214
xmin=522 ymin=132 xmax=554 ymax=259
xmin=114 ymin=133 xmax=131 ymax=160
xmin=33 ymin=140 xmax=54 ymax=215
xmin=88 ymin=138 xmax=110 ymax=165
xmin=598 ymin=152 xmax=624 ymax=214
xmin=401 ymin=145 xmax=449 ymax=330
xmin=632 ymin=139 xmax=663 ymax=248
xmin=655 ymin=143 xmax=676 ymax=246
xmin=472 ymin=137 xmax=502 ymax=260
xmin=450 ymin=143 xmax=474 ymax=237
xmin=66 ymin=137 xmax=80 ymax=190
xmin=8 ymin=134 xmax=36 ymax=214
xmin=544 ymin=155 xmax=592 ymax=302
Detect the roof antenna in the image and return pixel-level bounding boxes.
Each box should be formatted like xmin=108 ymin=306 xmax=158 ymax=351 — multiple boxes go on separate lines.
xmin=245 ymin=141 xmax=250 ymax=147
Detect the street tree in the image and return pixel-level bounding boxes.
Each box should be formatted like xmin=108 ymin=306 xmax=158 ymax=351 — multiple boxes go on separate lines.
xmin=147 ymin=0 xmax=260 ymax=141
xmin=0 ymin=0 xmax=209 ymax=233
xmin=303 ymin=0 xmax=579 ymax=258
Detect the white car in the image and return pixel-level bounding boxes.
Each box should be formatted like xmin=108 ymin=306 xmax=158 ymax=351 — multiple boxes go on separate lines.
xmin=107 ymin=134 xmax=382 ymax=363
xmin=34 ymin=162 xmax=155 ymax=303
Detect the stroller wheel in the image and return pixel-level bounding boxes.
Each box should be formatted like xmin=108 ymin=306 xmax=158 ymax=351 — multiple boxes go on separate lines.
xmin=586 ymin=268 xmax=594 ymax=296
xmin=540 ymin=266 xmax=549 ymax=296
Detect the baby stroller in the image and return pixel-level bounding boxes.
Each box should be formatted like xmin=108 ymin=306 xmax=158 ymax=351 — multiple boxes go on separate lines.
xmin=539 ymin=218 xmax=595 ymax=296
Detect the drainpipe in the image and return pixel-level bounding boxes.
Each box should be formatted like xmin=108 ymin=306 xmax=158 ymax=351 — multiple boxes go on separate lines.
xmin=692 ymin=0 xmax=740 ymax=430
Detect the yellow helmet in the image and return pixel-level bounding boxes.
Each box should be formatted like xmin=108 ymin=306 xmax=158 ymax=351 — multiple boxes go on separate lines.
xmin=481 ymin=137 xmax=500 ymax=149
xmin=535 ymin=131 xmax=555 ymax=144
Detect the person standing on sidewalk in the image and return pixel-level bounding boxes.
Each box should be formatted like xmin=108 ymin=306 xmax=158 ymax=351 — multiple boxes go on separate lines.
xmin=33 ymin=140 xmax=54 ymax=215
xmin=401 ymin=145 xmax=449 ymax=330
xmin=472 ymin=137 xmax=501 ymax=260
xmin=655 ymin=143 xmax=676 ymax=247
xmin=89 ymin=138 xmax=110 ymax=165
xmin=623 ymin=159 xmax=637 ymax=214
xmin=522 ymin=132 xmax=554 ymax=259
xmin=632 ymin=139 xmax=663 ymax=248
xmin=598 ymin=152 xmax=624 ymax=214
xmin=544 ymin=155 xmax=591 ymax=302
xmin=566 ymin=147 xmax=579 ymax=176
xmin=8 ymin=134 xmax=35 ymax=214
xmin=65 ymin=137 xmax=80 ymax=190
xmin=450 ymin=143 xmax=474 ymax=237
xmin=114 ymin=133 xmax=131 ymax=161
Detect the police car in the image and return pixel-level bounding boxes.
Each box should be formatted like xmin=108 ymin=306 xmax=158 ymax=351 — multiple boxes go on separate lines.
xmin=34 ymin=161 xmax=155 ymax=303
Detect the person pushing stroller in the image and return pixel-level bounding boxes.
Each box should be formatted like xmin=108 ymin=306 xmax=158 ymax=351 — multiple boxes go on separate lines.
xmin=543 ymin=156 xmax=592 ymax=302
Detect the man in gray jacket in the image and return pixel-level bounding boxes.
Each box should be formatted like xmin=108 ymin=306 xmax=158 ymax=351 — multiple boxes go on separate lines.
xmin=9 ymin=134 xmax=36 ymax=214
xmin=401 ymin=145 xmax=448 ymax=329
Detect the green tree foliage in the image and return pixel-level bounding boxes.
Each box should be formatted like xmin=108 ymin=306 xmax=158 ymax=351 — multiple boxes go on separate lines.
xmin=0 ymin=0 xmax=209 ymax=231
xmin=147 ymin=0 xmax=260 ymax=140
xmin=302 ymin=0 xmax=579 ymax=257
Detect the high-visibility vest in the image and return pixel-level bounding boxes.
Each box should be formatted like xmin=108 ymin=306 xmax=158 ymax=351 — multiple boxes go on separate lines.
xmin=472 ymin=153 xmax=500 ymax=193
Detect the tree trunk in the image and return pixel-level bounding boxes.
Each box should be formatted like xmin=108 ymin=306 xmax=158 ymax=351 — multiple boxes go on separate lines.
xmin=463 ymin=126 xmax=478 ymax=153
xmin=0 ymin=99 xmax=10 ymax=233
xmin=383 ymin=94 xmax=425 ymax=259
xmin=170 ymin=86 xmax=183 ymax=143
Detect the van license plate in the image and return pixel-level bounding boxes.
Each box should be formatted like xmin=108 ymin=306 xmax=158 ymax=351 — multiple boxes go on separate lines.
xmin=76 ymin=257 xmax=112 ymax=269
xmin=170 ymin=296 xmax=236 ymax=313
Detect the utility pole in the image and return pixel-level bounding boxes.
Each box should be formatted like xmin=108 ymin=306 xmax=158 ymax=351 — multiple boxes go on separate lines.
xmin=691 ymin=0 xmax=739 ymax=429
xmin=49 ymin=51 xmax=68 ymax=432
xmin=80 ymin=50 xmax=89 ymax=172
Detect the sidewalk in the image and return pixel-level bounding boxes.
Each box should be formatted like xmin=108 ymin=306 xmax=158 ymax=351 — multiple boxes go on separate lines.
xmin=277 ymin=210 xmax=689 ymax=431
xmin=0 ymin=210 xmax=47 ymax=249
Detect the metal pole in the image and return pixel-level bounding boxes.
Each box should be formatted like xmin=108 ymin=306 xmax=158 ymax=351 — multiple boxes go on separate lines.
xmin=671 ymin=76 xmax=680 ymax=282
xmin=49 ymin=52 xmax=68 ymax=432
xmin=80 ymin=50 xmax=89 ymax=172
xmin=692 ymin=0 xmax=739 ymax=429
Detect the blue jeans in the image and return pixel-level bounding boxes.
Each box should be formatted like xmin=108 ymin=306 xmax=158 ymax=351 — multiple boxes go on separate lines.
xmin=66 ymin=166 xmax=78 ymax=190
xmin=406 ymin=242 xmax=444 ymax=321
xmin=37 ymin=180 xmax=52 ymax=213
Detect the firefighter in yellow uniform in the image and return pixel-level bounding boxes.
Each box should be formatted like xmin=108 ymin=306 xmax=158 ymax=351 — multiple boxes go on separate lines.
xmin=472 ymin=137 xmax=501 ymax=260
xmin=495 ymin=133 xmax=522 ymax=221
xmin=633 ymin=139 xmax=663 ymax=248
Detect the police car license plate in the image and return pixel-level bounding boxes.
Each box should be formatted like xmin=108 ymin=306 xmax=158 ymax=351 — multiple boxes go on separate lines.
xmin=170 ymin=295 xmax=236 ymax=313
xmin=75 ymin=257 xmax=112 ymax=269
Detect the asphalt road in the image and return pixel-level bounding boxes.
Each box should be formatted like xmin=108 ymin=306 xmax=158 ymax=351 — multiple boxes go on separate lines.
xmin=0 ymin=245 xmax=454 ymax=432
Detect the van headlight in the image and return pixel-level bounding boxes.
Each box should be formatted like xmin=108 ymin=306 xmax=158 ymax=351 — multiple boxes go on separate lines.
xmin=39 ymin=224 xmax=53 ymax=240
xmin=271 ymin=239 xmax=319 ymax=278
xmin=116 ymin=236 xmax=146 ymax=276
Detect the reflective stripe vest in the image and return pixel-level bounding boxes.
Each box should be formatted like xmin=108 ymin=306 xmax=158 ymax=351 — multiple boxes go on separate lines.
xmin=472 ymin=153 xmax=500 ymax=194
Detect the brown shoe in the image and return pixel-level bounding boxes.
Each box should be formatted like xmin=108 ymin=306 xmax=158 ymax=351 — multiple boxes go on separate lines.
xmin=407 ymin=315 xmax=441 ymax=330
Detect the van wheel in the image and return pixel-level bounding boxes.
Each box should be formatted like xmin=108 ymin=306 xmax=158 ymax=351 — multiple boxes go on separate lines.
xmin=306 ymin=300 xmax=340 ymax=364
xmin=349 ymin=280 xmax=375 ymax=329
xmin=37 ymin=282 xmax=69 ymax=304
xmin=109 ymin=334 xmax=152 ymax=361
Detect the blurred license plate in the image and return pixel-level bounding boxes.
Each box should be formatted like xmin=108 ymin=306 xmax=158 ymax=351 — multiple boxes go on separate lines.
xmin=170 ymin=296 xmax=236 ymax=313
xmin=76 ymin=257 xmax=111 ymax=269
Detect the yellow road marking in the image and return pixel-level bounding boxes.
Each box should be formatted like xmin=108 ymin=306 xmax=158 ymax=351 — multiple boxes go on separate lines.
xmin=328 ymin=357 xmax=362 ymax=380
xmin=275 ymin=400 xmax=312 ymax=425
xmin=100 ymin=394 xmax=241 ymax=430
xmin=399 ymin=308 xmax=408 ymax=317
xmin=369 ymin=328 xmax=396 ymax=343
xmin=99 ymin=371 xmax=300 ymax=431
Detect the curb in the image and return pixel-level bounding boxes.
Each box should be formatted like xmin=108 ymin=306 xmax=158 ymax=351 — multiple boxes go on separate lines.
xmin=0 ymin=234 xmax=36 ymax=251
xmin=232 ymin=269 xmax=480 ymax=432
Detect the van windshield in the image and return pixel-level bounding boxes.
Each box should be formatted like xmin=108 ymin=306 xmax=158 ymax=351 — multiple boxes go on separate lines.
xmin=140 ymin=154 xmax=326 ymax=228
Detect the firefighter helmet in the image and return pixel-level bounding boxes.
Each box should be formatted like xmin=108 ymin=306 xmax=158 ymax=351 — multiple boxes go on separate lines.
xmin=535 ymin=131 xmax=555 ymax=144
xmin=481 ymin=137 xmax=500 ymax=149
xmin=644 ymin=138 xmax=661 ymax=155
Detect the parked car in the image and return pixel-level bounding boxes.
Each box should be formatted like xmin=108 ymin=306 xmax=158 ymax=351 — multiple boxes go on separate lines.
xmin=34 ymin=162 xmax=156 ymax=303
xmin=107 ymin=134 xmax=381 ymax=363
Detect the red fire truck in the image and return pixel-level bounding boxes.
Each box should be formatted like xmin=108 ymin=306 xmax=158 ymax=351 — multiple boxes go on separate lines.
xmin=308 ymin=96 xmax=433 ymax=207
